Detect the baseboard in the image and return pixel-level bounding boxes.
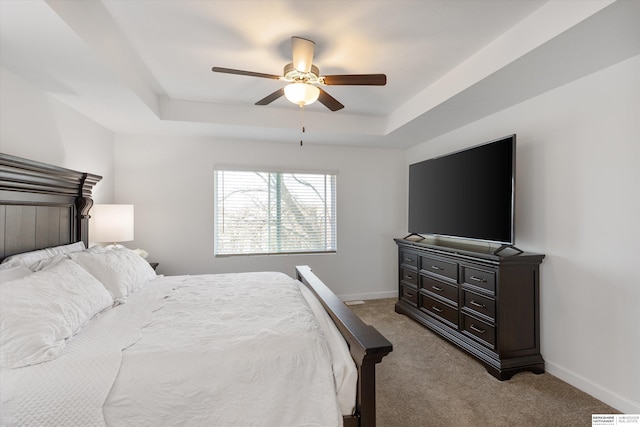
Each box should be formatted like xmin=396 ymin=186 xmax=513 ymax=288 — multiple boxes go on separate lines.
xmin=338 ymin=290 xmax=397 ymax=302
xmin=546 ymin=361 xmax=640 ymax=414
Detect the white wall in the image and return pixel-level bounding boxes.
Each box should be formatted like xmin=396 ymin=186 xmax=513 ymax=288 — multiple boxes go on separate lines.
xmin=114 ymin=135 xmax=406 ymax=300
xmin=407 ymin=56 xmax=640 ymax=413
xmin=0 ymin=67 xmax=115 ymax=202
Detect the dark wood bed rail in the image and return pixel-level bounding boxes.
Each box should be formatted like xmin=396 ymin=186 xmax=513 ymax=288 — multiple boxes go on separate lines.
xmin=296 ymin=265 xmax=393 ymax=427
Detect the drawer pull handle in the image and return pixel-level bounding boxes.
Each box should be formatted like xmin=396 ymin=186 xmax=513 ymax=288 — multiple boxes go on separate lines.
xmin=404 ymin=275 xmax=414 ymax=280
xmin=469 ymin=276 xmax=487 ymax=283
xmin=405 ymin=292 xmax=414 ymax=298
xmin=431 ymin=306 xmax=443 ymax=313
xmin=431 ymin=265 xmax=443 ymax=271
xmin=432 ymin=285 xmax=443 ymax=292
xmin=405 ymin=258 xmax=414 ymax=263
xmin=470 ymin=300 xmax=486 ymax=308
xmin=470 ymin=324 xmax=486 ymax=334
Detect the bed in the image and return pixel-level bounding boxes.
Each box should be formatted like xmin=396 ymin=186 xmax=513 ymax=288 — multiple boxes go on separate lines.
xmin=0 ymin=153 xmax=392 ymax=427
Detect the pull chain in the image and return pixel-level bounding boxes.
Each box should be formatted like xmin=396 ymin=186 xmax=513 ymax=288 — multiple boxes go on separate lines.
xmin=299 ymin=105 xmax=305 ymax=146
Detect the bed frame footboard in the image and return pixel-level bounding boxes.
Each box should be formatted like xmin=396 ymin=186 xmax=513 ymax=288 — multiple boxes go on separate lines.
xmin=295 ymin=265 xmax=392 ymax=427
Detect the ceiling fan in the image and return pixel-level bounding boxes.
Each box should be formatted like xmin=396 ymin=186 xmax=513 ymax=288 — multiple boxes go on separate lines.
xmin=212 ymin=36 xmax=386 ymax=112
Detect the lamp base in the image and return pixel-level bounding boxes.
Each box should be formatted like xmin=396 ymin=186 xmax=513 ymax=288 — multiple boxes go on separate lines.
xmin=105 ymin=243 xmax=127 ymax=250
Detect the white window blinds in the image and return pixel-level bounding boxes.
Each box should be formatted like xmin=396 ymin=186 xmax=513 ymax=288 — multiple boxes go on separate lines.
xmin=214 ymin=170 xmax=337 ymax=256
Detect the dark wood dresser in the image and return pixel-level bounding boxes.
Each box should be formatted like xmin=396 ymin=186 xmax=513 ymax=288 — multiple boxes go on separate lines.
xmin=394 ymin=237 xmax=545 ymax=380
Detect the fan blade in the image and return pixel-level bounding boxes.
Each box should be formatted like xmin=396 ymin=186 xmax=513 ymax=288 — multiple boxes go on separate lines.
xmin=291 ymin=37 xmax=315 ymax=73
xmin=255 ymin=88 xmax=285 ymax=105
xmin=323 ymin=74 xmax=387 ymax=86
xmin=317 ymin=88 xmax=344 ymax=111
xmin=212 ymin=67 xmax=281 ymax=80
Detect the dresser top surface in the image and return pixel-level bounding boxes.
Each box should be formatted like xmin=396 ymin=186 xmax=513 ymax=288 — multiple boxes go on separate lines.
xmin=395 ymin=237 xmax=544 ymax=265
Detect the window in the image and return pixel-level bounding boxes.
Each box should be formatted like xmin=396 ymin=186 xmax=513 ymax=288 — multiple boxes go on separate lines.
xmin=214 ymin=169 xmax=337 ymax=256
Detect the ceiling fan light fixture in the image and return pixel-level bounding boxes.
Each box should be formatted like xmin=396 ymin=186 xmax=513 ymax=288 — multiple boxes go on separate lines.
xmin=284 ymin=83 xmax=319 ymax=106
xmin=212 ymin=36 xmax=385 ymax=112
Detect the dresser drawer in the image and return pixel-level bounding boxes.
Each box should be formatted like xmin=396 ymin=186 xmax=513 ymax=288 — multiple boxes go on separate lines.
xmin=420 ymin=255 xmax=458 ymax=282
xmin=400 ymin=249 xmax=418 ymax=268
xmin=400 ymin=268 xmax=418 ymax=286
xmin=462 ymin=289 xmax=495 ymax=321
xmin=462 ymin=265 xmax=496 ymax=293
xmin=422 ymin=275 xmax=458 ymax=306
xmin=462 ymin=314 xmax=495 ymax=349
xmin=420 ymin=294 xmax=458 ymax=327
xmin=400 ymin=284 xmax=418 ymax=306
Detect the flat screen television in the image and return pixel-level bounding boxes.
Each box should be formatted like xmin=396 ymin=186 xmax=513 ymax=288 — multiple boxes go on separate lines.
xmin=408 ymin=135 xmax=515 ymax=245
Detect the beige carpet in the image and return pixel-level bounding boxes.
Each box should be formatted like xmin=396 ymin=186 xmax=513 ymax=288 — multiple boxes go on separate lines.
xmin=349 ymin=298 xmax=618 ymax=427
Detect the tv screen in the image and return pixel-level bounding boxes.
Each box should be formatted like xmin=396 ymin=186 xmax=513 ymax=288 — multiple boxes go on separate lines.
xmin=408 ymin=135 xmax=515 ymax=244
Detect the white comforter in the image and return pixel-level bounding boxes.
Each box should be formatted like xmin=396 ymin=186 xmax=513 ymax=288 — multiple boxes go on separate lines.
xmin=104 ymin=272 xmax=344 ymax=427
xmin=1 ymin=272 xmax=352 ymax=427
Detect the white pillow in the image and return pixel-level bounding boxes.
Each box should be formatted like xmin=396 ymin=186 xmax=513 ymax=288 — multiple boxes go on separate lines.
xmin=0 ymin=265 xmax=33 ymax=283
xmin=0 ymin=258 xmax=114 ymax=369
xmin=29 ymin=254 xmax=71 ymax=272
xmin=69 ymin=247 xmax=156 ymax=303
xmin=0 ymin=242 xmax=86 ymax=271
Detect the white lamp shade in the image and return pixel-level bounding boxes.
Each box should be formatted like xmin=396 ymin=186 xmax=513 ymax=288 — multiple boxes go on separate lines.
xmin=90 ymin=204 xmax=134 ymax=243
xmin=284 ymin=83 xmax=319 ymax=106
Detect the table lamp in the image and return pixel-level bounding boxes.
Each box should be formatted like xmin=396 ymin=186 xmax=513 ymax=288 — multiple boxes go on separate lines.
xmin=90 ymin=204 xmax=134 ymax=248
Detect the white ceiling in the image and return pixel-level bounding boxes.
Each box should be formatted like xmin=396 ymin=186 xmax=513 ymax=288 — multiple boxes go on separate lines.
xmin=1 ymin=0 xmax=638 ymax=148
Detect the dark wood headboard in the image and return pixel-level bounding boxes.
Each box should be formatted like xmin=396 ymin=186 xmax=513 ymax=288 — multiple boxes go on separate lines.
xmin=0 ymin=153 xmax=101 ymax=262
